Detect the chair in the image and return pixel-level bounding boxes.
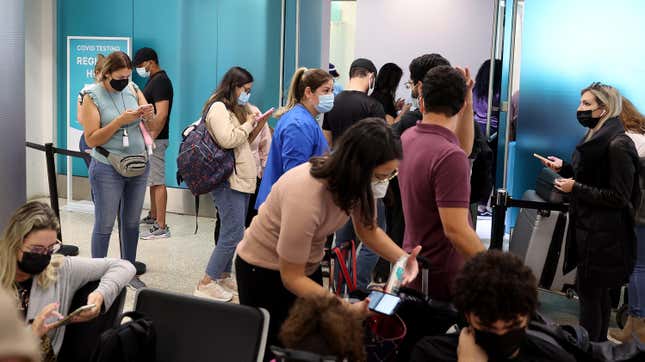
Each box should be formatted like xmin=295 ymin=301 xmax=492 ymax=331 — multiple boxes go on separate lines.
xmin=134 ymin=288 xmax=269 ymax=362
xmin=57 ymin=280 xmax=127 ymax=362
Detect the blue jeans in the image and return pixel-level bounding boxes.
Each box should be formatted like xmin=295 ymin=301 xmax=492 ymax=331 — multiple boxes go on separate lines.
xmin=629 ymin=225 xmax=645 ymax=317
xmin=335 ymin=198 xmax=387 ymax=290
xmin=205 ymin=182 xmax=250 ymax=280
xmin=89 ymin=159 xmax=149 ymax=264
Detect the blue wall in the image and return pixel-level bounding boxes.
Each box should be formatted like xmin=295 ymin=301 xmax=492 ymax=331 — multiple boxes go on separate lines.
xmin=510 ymin=0 xmax=645 ymax=211
xmin=57 ymin=0 xmax=300 ymax=187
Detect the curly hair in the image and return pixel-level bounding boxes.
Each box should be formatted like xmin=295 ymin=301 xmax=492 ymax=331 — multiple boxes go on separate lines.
xmin=453 ymin=250 xmax=538 ymax=326
xmin=280 ymin=296 xmax=366 ymax=361
xmin=409 ymin=53 xmax=451 ymax=84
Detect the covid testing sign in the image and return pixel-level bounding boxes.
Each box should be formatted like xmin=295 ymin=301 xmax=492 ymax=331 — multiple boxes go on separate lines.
xmin=66 ymin=36 xmax=131 ymax=153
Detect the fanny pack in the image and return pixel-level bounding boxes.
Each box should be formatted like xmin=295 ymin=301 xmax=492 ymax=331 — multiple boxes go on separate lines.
xmin=96 ymin=146 xmax=148 ymax=177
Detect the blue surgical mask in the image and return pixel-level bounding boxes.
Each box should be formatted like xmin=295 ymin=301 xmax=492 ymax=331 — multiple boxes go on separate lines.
xmin=238 ymin=91 xmax=250 ymax=105
xmin=315 ymin=94 xmax=334 ymax=113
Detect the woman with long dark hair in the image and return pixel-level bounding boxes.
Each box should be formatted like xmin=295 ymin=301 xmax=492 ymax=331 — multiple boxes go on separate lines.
xmin=371 ymin=62 xmax=409 ymax=125
xmin=193 ymin=66 xmax=272 ymax=302
xmin=236 ymin=118 xmax=421 ymax=359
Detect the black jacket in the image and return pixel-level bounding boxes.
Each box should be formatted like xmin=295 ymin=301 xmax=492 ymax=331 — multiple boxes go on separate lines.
xmin=561 ymin=117 xmax=640 ymax=287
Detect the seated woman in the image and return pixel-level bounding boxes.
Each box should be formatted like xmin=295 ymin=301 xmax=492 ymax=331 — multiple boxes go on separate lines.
xmin=275 ymin=296 xmax=366 ymax=361
xmin=0 ymin=201 xmax=135 ymax=359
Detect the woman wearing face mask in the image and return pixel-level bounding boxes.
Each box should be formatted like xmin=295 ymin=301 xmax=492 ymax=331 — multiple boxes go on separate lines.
xmin=193 ymin=66 xmax=271 ymax=302
xmin=542 ymin=83 xmax=639 ymax=342
xmin=0 ymin=202 xmax=135 ymax=359
xmin=80 ymin=51 xmax=154 ymax=284
xmin=254 ymin=67 xmax=333 ymax=209
xmin=236 ymin=118 xmax=421 ymax=360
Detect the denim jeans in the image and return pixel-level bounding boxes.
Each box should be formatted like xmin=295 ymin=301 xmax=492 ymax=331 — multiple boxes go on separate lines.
xmin=629 ymin=225 xmax=645 ymax=317
xmin=89 ymin=159 xmax=149 ymax=264
xmin=335 ymin=198 xmax=387 ymax=290
xmin=205 ymin=182 xmax=250 ymax=280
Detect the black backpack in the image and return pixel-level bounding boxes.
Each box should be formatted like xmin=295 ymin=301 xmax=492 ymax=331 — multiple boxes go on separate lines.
xmin=90 ymin=311 xmax=156 ymax=362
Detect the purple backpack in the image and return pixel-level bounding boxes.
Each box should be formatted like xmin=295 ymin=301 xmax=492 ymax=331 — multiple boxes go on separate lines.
xmin=176 ymin=106 xmax=235 ymax=231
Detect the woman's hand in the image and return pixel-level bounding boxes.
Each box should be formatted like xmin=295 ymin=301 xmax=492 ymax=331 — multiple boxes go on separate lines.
xmin=458 ymin=327 xmax=488 ymax=361
xmin=400 ymin=102 xmax=412 ymax=115
xmin=71 ymin=291 xmax=103 ymax=323
xmin=554 ymin=178 xmax=575 ymax=193
xmin=344 ymin=298 xmax=371 ymax=319
xmin=31 ymin=303 xmax=64 ymax=337
xmin=395 ymin=98 xmax=405 ymax=111
xmin=402 ymin=246 xmax=422 ymax=286
xmin=117 ymin=109 xmax=141 ymax=126
xmin=138 ymin=104 xmax=155 ymax=121
xmin=542 ymin=156 xmax=563 ymax=172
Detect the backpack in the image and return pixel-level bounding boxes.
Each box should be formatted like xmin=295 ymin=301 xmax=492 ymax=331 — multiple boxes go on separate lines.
xmin=176 ymin=105 xmax=235 ymax=233
xmin=90 ymin=311 xmax=156 ymax=362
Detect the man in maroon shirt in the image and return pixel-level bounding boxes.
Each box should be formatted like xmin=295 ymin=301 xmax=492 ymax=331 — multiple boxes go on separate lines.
xmin=398 ymin=65 xmax=485 ymax=301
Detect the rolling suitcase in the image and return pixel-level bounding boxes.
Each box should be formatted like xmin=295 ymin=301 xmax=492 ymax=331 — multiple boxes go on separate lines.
xmin=509 ymin=190 xmax=576 ymax=293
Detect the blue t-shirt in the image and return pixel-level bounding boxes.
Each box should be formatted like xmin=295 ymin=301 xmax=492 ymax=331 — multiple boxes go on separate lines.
xmin=255 ymin=104 xmax=329 ymax=208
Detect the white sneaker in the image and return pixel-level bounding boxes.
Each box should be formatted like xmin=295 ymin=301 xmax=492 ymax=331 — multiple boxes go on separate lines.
xmin=193 ymin=281 xmax=233 ymax=302
xmin=218 ymin=277 xmax=238 ymax=296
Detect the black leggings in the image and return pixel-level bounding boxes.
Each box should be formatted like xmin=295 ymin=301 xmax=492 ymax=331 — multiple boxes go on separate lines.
xmin=577 ymin=278 xmax=612 ymax=342
xmin=235 ymin=256 xmax=322 ymax=361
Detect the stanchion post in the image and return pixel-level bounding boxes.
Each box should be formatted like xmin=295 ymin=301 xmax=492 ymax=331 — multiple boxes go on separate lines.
xmin=490 ymin=189 xmax=508 ymax=250
xmin=44 ymin=142 xmax=62 ymax=240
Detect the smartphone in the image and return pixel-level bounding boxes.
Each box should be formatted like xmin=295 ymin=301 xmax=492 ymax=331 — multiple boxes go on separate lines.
xmin=137 ymin=104 xmax=154 ymax=113
xmin=532 ymin=153 xmax=550 ymax=163
xmin=367 ymin=290 xmax=401 ymax=316
xmin=256 ymin=107 xmax=275 ymax=121
xmin=50 ymin=304 xmax=96 ymax=328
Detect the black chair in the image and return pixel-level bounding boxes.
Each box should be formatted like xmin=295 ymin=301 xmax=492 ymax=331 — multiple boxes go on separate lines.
xmin=57 ymin=280 xmax=127 ymax=362
xmin=134 ymin=288 xmax=270 ymax=362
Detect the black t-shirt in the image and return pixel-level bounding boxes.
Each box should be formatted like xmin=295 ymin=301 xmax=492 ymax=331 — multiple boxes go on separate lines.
xmin=142 ymin=70 xmax=174 ymax=140
xmin=322 ymin=90 xmax=385 ymax=143
xmin=392 ymin=109 xmax=422 ymax=137
xmin=411 ymin=332 xmax=577 ymax=362
xmin=371 ymin=90 xmax=397 ymax=118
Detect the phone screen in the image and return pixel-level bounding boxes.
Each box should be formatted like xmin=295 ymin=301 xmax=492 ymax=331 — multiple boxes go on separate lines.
xmin=257 ymin=107 xmax=275 ymax=120
xmin=367 ymin=290 xmax=401 ymax=315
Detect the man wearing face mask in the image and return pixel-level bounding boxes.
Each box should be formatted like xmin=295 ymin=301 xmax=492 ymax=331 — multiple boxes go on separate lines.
xmin=541 ymin=82 xmax=639 ymax=342
xmin=398 ymin=65 xmax=484 ymax=301
xmin=132 ymin=47 xmax=174 ymax=240
xmin=412 ymin=251 xmax=576 ymax=362
xmin=322 ymin=58 xmax=387 ymax=290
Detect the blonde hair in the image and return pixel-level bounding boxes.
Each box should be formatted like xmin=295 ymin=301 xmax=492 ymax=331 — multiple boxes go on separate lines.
xmin=0 ymin=202 xmax=63 ymax=299
xmin=621 ymin=97 xmax=645 ymax=134
xmin=274 ymin=67 xmax=333 ymax=119
xmin=98 ymin=51 xmax=132 ymax=81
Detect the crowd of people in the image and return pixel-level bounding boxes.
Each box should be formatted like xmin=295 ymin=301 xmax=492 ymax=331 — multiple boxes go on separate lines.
xmin=2 ymin=46 xmax=645 ymax=361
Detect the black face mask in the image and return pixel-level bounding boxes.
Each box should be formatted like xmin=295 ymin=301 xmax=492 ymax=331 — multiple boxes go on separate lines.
xmin=17 ymin=252 xmax=51 ymax=275
xmin=110 ymin=78 xmax=129 ymax=92
xmin=576 ymin=109 xmax=602 ymax=129
xmin=474 ymin=327 xmax=526 ymax=361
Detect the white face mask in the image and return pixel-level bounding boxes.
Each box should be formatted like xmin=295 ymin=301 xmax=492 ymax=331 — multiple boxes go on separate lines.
xmin=136 ymin=66 xmax=150 ymax=78
xmin=371 ymin=180 xmax=389 ymax=199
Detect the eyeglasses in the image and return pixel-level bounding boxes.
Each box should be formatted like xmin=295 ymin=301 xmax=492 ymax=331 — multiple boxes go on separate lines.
xmin=404 ymin=80 xmax=415 ymax=90
xmin=589 ymin=81 xmax=608 ymax=89
xmin=373 ymin=169 xmax=398 ymax=184
xmin=22 ymin=240 xmax=62 ymax=255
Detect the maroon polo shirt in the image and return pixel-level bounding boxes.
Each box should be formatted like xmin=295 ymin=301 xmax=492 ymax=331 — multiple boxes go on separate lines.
xmin=399 ymin=123 xmax=471 ymax=301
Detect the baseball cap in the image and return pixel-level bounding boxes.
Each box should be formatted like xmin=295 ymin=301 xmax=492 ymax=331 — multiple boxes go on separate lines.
xmin=132 ymin=47 xmax=158 ymax=66
xmin=329 ymin=63 xmax=340 ymax=77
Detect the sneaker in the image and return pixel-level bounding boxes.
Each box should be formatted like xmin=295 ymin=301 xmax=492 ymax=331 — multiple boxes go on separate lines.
xmin=128 ymin=276 xmax=147 ymax=290
xmin=134 ymin=261 xmax=147 ymax=276
xmin=141 ymin=224 xmax=171 ymax=240
xmin=218 ymin=277 xmax=238 ymax=296
xmin=193 ymin=281 xmax=233 ymax=302
xmin=140 ymin=214 xmax=156 ymax=225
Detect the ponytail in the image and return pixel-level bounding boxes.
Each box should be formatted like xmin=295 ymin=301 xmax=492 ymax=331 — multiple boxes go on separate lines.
xmin=275 ymin=67 xmax=308 ymax=119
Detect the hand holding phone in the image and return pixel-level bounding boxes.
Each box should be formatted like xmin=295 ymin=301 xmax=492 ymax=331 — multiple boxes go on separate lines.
xmin=255 ymin=107 xmax=275 ymax=123
xmin=50 ymin=304 xmax=96 ymax=328
xmin=532 ymin=153 xmax=549 ymax=163
xmin=367 ymin=290 xmax=401 ymax=315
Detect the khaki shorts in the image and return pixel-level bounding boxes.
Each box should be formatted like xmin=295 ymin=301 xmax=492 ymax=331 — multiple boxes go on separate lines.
xmin=147 ymin=139 xmax=168 ymax=186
